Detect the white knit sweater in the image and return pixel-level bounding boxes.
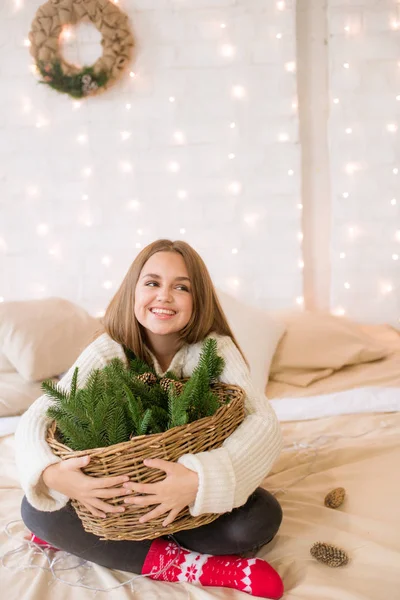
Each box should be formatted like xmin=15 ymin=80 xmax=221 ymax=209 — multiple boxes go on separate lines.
xmin=14 ymin=332 xmax=282 ymax=516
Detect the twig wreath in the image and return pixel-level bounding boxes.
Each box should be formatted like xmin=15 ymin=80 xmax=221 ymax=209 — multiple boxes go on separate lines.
xmin=29 ymin=0 xmax=134 ymax=98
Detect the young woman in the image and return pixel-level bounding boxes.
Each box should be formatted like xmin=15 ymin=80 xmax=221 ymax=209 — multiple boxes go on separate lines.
xmin=16 ymin=239 xmax=284 ymax=599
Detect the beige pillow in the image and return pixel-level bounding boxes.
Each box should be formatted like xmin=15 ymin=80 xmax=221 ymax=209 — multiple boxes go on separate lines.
xmin=270 ymin=311 xmax=388 ymax=376
xmin=270 ymin=367 xmax=335 ymax=387
xmin=0 ymin=298 xmax=102 ymax=382
xmin=0 ymin=351 xmax=15 ymax=373
xmin=0 ymin=372 xmax=45 ymax=417
xmin=216 ymin=290 xmax=286 ymax=391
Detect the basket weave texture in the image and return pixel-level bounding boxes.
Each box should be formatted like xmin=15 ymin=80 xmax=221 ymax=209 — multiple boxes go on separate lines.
xmin=46 ymin=382 xmax=245 ymax=541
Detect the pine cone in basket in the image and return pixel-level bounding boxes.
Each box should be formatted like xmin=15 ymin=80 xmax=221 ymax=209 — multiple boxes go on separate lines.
xmin=160 ymin=377 xmax=185 ymax=395
xmin=310 ymin=542 xmax=349 ymax=567
xmin=136 ymin=372 xmax=158 ymax=386
xmin=324 ymin=487 xmax=346 ymax=509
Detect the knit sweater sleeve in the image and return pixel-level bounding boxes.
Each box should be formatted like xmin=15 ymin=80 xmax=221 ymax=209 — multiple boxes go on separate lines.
xmin=177 ymin=334 xmax=283 ymax=516
xmin=14 ymin=333 xmax=127 ymax=512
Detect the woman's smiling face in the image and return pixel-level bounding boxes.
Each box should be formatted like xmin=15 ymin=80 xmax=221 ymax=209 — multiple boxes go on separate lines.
xmin=134 ymin=251 xmax=193 ymax=338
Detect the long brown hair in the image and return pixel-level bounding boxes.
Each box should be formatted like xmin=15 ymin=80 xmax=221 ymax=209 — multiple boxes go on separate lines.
xmin=102 ymin=239 xmax=248 ymax=366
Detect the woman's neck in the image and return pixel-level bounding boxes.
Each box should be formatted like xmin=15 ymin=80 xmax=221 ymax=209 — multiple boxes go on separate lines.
xmin=145 ymin=332 xmax=184 ymax=372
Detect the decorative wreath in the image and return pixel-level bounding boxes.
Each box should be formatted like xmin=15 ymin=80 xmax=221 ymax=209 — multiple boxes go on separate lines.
xmin=29 ymin=0 xmax=134 ymax=98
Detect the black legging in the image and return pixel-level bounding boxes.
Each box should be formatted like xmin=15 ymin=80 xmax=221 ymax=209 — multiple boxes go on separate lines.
xmin=21 ymin=488 xmax=282 ymax=573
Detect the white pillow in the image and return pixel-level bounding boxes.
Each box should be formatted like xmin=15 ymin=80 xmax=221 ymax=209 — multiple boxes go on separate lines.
xmin=0 ymin=298 xmax=102 ymax=382
xmin=0 ymin=351 xmax=15 ymax=373
xmin=0 ymin=372 xmax=45 ymax=417
xmin=216 ymin=290 xmax=286 ymax=391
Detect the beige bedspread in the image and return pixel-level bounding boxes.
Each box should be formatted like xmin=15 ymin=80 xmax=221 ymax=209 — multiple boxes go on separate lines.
xmin=1 ymin=409 xmax=399 ymax=599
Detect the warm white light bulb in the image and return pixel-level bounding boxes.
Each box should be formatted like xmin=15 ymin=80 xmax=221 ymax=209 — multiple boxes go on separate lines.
xmin=396 ymin=95 xmax=400 ymax=101
xmin=129 ymin=71 xmax=136 ymax=78
xmin=342 ymin=192 xmax=349 ymax=198
xmin=232 ymin=85 xmax=246 ymax=98
xmin=77 ymin=134 xmax=87 ymax=144
xmin=137 ymin=229 xmax=143 ymax=235
xmin=221 ymin=44 xmax=235 ymax=57
xmin=297 ymin=232 xmax=303 ymax=242
xmin=36 ymin=223 xmax=49 ymax=236
xmin=276 ymin=33 xmax=282 ymax=39
xmin=340 ymin=252 xmax=346 ymax=258
xmin=278 ymin=133 xmax=289 ymax=142
xmin=244 ymin=213 xmax=259 ymax=226
xmin=299 ymin=260 xmax=304 ymax=269
xmin=230 ymin=122 xmax=236 ymax=129
xmin=0 ymin=297 xmax=4 ymax=303
xmin=125 ymin=103 xmax=131 ymax=110
xmin=396 ymin=230 xmax=400 ymax=242
xmin=179 ymin=228 xmax=186 ymax=234
xmin=392 ymin=254 xmax=399 ymax=261
xmin=102 ymin=256 xmax=112 ymax=266
xmin=168 ymin=161 xmax=180 ymax=173
xmin=345 ymin=163 xmax=357 ymax=175
xmin=73 ymin=101 xmax=81 ymax=110
xmin=169 ymin=96 xmax=175 ymax=103
xmin=135 ymin=242 xmax=142 ymax=249
xmin=393 ymin=168 xmax=399 ymax=174
xmin=333 ymin=98 xmax=340 ymax=104
xmin=127 ymin=199 xmax=140 ymax=211
xmin=82 ymin=194 xmax=89 ymax=200
xmin=82 ymin=167 xmax=92 ymax=177
xmin=387 ymin=123 xmax=398 ymax=133
xmin=285 ymin=61 xmax=296 ymax=73
xmin=343 ymin=62 xmax=350 ymax=69
xmin=344 ymin=282 xmax=350 ymax=289
xmin=288 ymin=169 xmax=294 ymax=176
xmin=345 ymin=128 xmax=352 ymax=134
xmin=121 ymin=131 xmax=131 ymax=141
xmin=228 ymin=153 xmax=235 ymax=159
xmin=228 ymin=181 xmax=241 ymax=194
xmin=296 ymin=296 xmax=304 ymax=305
xmin=103 ymin=280 xmax=113 ymax=290
xmin=220 ymin=23 xmax=226 ymax=29
xmin=391 ymin=198 xmax=397 ymax=206
xmin=120 ymin=161 xmax=133 ymax=173
xmin=297 ymin=203 xmax=303 ymax=210
xmin=277 ymin=1 xmax=285 ymax=10
xmin=23 ymin=38 xmax=31 ymax=47
xmin=333 ymin=307 xmax=346 ymax=316
xmin=173 ymin=131 xmax=185 ymax=144
xmin=177 ymin=190 xmax=187 ymax=200
xmin=232 ymin=248 xmax=238 ymax=254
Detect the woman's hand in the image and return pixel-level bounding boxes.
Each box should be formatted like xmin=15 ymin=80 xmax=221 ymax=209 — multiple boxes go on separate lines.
xmin=122 ymin=459 xmax=199 ymax=527
xmin=42 ymin=456 xmax=130 ymax=518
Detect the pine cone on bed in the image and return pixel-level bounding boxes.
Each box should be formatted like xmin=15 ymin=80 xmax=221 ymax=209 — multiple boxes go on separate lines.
xmin=310 ymin=542 xmax=349 ymax=567
xmin=324 ymin=487 xmax=346 ymax=509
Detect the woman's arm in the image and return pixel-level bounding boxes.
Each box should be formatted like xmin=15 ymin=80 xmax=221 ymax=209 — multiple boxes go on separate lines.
xmin=178 ymin=334 xmax=283 ymax=516
xmin=14 ymin=333 xmax=127 ymax=511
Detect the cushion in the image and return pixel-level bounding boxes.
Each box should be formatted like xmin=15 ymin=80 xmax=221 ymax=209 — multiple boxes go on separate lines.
xmin=0 ymin=372 xmax=46 ymax=417
xmin=0 ymin=298 xmax=102 ymax=382
xmin=270 ymin=311 xmax=388 ymax=383
xmin=0 ymin=351 xmax=15 ymax=373
xmin=216 ymin=290 xmax=286 ymax=391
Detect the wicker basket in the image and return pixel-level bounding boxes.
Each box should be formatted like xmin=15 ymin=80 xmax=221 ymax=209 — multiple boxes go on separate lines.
xmin=46 ymin=382 xmax=245 ymax=541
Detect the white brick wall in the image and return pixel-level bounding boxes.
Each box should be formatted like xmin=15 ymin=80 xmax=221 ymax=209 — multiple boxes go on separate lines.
xmin=0 ymin=0 xmax=303 ymax=316
xmin=327 ymin=0 xmax=400 ymax=325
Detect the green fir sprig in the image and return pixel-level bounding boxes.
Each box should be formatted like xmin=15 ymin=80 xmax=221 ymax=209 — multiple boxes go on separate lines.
xmin=44 ymin=338 xmax=226 ymax=451
xmin=37 ymin=60 xmax=109 ymax=99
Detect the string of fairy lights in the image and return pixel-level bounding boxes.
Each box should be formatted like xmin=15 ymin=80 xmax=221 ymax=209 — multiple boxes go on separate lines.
xmin=328 ymin=6 xmax=400 ymax=322
xmin=27 ymin=1 xmax=400 ymax=320
xmin=1 ymin=0 xmax=303 ymax=316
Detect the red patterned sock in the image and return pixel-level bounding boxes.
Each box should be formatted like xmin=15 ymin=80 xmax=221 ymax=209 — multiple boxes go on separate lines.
xmin=142 ymin=537 xmax=283 ymax=599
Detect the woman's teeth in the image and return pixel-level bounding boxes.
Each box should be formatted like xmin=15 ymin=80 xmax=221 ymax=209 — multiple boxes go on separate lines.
xmin=150 ymin=308 xmax=176 ymax=315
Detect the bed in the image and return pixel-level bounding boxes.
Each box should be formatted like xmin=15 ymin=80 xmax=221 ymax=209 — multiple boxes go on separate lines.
xmin=1 ymin=309 xmax=400 ymax=599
